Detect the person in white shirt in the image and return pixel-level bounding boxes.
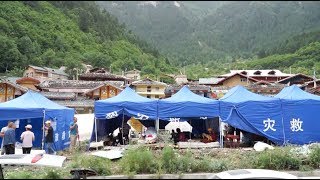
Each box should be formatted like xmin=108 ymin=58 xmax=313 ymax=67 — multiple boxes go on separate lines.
xmin=20 ymin=124 xmax=35 ymax=154
xmin=0 ymin=121 xmax=12 ymax=155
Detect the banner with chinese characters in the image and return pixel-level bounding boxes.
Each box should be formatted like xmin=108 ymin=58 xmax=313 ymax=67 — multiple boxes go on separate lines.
xmin=281 ymin=99 xmax=320 ymax=145
xmin=224 ymin=100 xmax=285 ymax=145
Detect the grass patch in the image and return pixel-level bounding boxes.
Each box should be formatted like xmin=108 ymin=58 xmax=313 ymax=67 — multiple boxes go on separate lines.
xmin=252 ymin=147 xmax=301 ymax=170
xmin=308 ymin=146 xmax=320 ymax=168
xmin=120 ymin=146 xmax=158 ymax=174
xmin=70 ymin=153 xmax=111 ymax=175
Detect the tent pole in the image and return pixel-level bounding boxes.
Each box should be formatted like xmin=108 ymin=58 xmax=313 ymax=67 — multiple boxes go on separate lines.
xmin=94 ymin=117 xmax=98 ymax=143
xmin=42 ymin=110 xmax=46 ymax=150
xmin=189 ymin=119 xmax=192 ymax=140
xmin=94 ymin=117 xmax=98 ymax=151
xmin=219 ymin=117 xmax=223 ymax=148
xmin=122 ymin=112 xmax=124 ymax=145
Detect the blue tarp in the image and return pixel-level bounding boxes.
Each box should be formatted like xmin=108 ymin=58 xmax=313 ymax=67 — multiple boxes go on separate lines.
xmin=94 ymin=86 xmax=158 ymax=120
xmin=158 ymin=85 xmax=220 ymax=120
xmin=275 ymin=85 xmax=320 ymax=145
xmin=219 ymin=85 xmax=285 ymax=145
xmin=92 ymin=86 xmax=158 ymax=141
xmin=0 ymin=91 xmax=74 ymax=151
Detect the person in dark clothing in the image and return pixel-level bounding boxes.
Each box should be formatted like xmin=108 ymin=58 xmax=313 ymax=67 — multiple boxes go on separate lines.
xmin=3 ymin=122 xmax=16 ymax=154
xmin=227 ymin=125 xmax=241 ymax=136
xmin=44 ymin=120 xmax=55 ymax=154
xmin=122 ymin=123 xmax=131 ymax=145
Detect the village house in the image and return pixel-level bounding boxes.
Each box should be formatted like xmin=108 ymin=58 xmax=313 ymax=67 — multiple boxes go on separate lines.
xmin=0 ymin=77 xmax=27 ymax=102
xmin=130 ymin=78 xmax=167 ymax=99
xmin=219 ymin=70 xmax=292 ymax=83
xmin=125 ymin=69 xmax=141 ymax=81
xmin=276 ymin=73 xmax=315 ymax=86
xmin=199 ymin=73 xmax=259 ymax=88
xmin=37 ymin=80 xmax=123 ymax=113
xmin=164 ymin=84 xmax=213 ymax=98
xmin=24 ymin=65 xmax=69 ymax=80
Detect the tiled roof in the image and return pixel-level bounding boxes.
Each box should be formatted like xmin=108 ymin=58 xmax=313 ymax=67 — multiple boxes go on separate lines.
xmin=28 ymin=65 xmax=68 ymax=76
xmin=0 ymin=79 xmax=28 ymax=92
xmin=199 ymin=77 xmax=225 ymax=85
xmin=38 ymin=80 xmax=124 ymax=89
xmin=277 ymin=73 xmax=314 ymax=84
xmin=29 ymin=65 xmax=46 ymax=71
xmin=79 ymin=72 xmax=127 ymax=81
xmin=16 ymin=77 xmax=41 ymax=84
xmin=83 ymin=83 xmax=123 ymax=95
xmin=53 ymin=99 xmax=95 ymax=107
xmin=131 ymin=78 xmax=167 ymax=86
xmin=220 ymin=70 xmax=293 ymax=77
xmin=165 ymin=84 xmax=211 ymax=92
xmin=44 ymin=67 xmax=68 ymax=76
xmin=40 ymin=92 xmax=76 ymax=100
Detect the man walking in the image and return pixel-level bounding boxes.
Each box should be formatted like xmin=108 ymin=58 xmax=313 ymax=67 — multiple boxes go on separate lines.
xmin=3 ymin=122 xmax=16 ymax=154
xmin=69 ymin=117 xmax=79 ymax=151
xmin=0 ymin=121 xmax=12 ymax=155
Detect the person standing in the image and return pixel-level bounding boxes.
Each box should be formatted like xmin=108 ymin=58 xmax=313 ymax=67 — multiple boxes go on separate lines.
xmin=20 ymin=124 xmax=35 ymax=154
xmin=0 ymin=121 xmax=12 ymax=155
xmin=44 ymin=120 xmax=55 ymax=154
xmin=3 ymin=122 xmax=16 ymax=154
xmin=69 ymin=117 xmax=79 ymax=151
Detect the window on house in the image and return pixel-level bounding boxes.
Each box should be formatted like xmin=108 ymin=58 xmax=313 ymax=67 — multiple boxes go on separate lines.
xmin=155 ymin=95 xmax=159 ymax=98
xmin=147 ymin=86 xmax=151 ymax=92
xmin=155 ymin=87 xmax=159 ymax=91
xmin=254 ymin=71 xmax=261 ymax=75
xmin=241 ymin=71 xmax=247 ymax=75
xmin=147 ymin=95 xmax=151 ymax=98
xmin=240 ymin=78 xmax=247 ymax=82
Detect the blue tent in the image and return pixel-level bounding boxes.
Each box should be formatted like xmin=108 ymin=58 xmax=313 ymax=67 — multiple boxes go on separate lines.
xmin=93 ymin=86 xmax=158 ymax=141
xmin=219 ymin=85 xmax=285 ymax=145
xmin=158 ymin=85 xmax=220 ymax=120
xmin=275 ymin=85 xmax=320 ymax=145
xmin=0 ymin=91 xmax=74 ymax=151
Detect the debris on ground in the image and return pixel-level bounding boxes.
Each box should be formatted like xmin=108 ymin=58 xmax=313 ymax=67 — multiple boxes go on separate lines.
xmin=253 ymin=141 xmax=274 ymax=152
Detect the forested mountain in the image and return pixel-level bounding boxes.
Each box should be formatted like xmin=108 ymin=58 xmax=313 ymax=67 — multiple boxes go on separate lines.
xmin=0 ymin=1 xmax=176 ymax=81
xmin=97 ymin=1 xmax=320 ymax=67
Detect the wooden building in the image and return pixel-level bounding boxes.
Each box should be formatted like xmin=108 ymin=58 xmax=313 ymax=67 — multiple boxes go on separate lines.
xmin=24 ymin=65 xmax=69 ymax=80
xmin=219 ymin=70 xmax=292 ymax=83
xmin=37 ymin=80 xmax=123 ymax=113
xmin=0 ymin=78 xmax=27 ymax=102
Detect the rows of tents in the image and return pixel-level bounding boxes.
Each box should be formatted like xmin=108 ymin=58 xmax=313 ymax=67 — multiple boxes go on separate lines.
xmin=93 ymin=85 xmax=320 ymax=146
xmin=0 ymin=84 xmax=318 ymax=152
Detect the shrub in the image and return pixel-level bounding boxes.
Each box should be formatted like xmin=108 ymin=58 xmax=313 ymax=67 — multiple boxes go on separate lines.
xmin=43 ymin=170 xmax=62 ymax=179
xmin=252 ymin=148 xmax=301 ymax=170
xmin=70 ymin=154 xmax=111 ymax=175
xmin=308 ymin=147 xmax=320 ymax=168
xmin=160 ymin=146 xmax=178 ymax=173
xmin=120 ymin=146 xmax=157 ymax=174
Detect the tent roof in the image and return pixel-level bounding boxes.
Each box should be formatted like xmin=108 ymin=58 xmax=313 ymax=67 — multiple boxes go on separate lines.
xmin=96 ymin=86 xmax=156 ymax=103
xmin=219 ymin=85 xmax=275 ymax=103
xmin=161 ymin=85 xmax=218 ymax=103
xmin=274 ymin=85 xmax=320 ymax=100
xmin=158 ymin=85 xmax=219 ymax=119
xmin=0 ymin=90 xmax=71 ymax=110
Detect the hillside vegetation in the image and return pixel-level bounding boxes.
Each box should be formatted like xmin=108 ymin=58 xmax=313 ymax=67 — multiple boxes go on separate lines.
xmin=98 ymin=1 xmax=320 ymax=78
xmin=0 ymin=1 xmax=176 ymax=80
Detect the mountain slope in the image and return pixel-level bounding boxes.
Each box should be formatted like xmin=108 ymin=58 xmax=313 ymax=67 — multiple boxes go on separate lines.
xmin=0 ymin=1 xmax=175 ymax=80
xmin=97 ymin=1 xmax=320 ymax=66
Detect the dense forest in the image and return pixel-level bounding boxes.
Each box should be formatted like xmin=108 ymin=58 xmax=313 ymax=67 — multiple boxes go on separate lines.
xmin=98 ymin=1 xmax=320 ymax=78
xmin=0 ymin=1 xmax=176 ymax=82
